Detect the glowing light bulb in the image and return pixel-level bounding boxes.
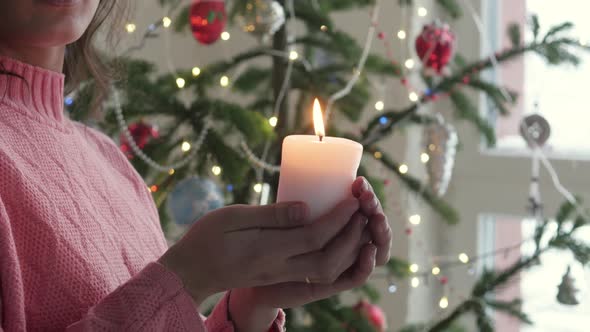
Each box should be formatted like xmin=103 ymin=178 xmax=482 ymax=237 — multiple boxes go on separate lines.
xmin=432 ymin=266 xmax=441 ymax=275
xmin=181 ymin=141 xmax=191 ymax=152
xmin=404 ymin=59 xmax=415 ymax=69
xmin=409 ymin=264 xmax=419 ymax=273
xmin=375 ymin=100 xmax=385 ymax=111
xmin=221 ymin=31 xmax=230 ymax=41
xmin=162 ymin=16 xmax=172 ymax=28
xmin=125 ymin=23 xmax=136 ymax=33
xmin=150 ymin=185 xmax=159 ymax=192
xmin=439 ymin=296 xmax=449 ymax=309
xmin=289 ymin=50 xmax=299 ymax=61
xmin=268 ymin=116 xmax=278 ymax=127
xmin=388 ymin=283 xmax=398 ymax=293
xmin=411 ymin=277 xmax=420 ymax=288
xmin=320 ymin=25 xmax=328 ymax=32
xmin=421 ymin=152 xmax=430 ymax=163
xmin=397 ymin=30 xmax=407 ymax=40
xmin=459 ymin=253 xmax=470 ymax=264
xmin=212 ymin=165 xmax=222 ymax=176
xmin=409 ymin=92 xmax=419 ymax=102
xmin=192 ymin=67 xmax=201 ymax=77
xmin=418 ymin=7 xmax=428 ymax=17
xmin=220 ymin=75 xmax=230 ymax=87
xmin=409 ymin=214 xmax=421 ymax=225
xmin=168 ymin=169 xmax=175 ymax=175
xmin=176 ymin=78 xmax=186 ymax=89
xmin=399 ymin=164 xmax=409 ymax=174
xmin=253 ymin=183 xmax=263 ymax=193
xmin=374 ymin=151 xmax=383 ymax=159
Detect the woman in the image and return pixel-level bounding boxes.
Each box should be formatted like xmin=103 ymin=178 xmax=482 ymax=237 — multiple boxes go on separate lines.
xmin=0 ymin=0 xmax=392 ymax=331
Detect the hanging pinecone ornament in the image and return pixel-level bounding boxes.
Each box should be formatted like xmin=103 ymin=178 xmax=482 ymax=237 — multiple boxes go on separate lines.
xmin=424 ymin=116 xmax=458 ymax=197
xmin=415 ymin=21 xmax=456 ymax=74
xmin=119 ymin=121 xmax=160 ymax=159
xmin=353 ymin=300 xmax=388 ymax=332
xmin=557 ymin=266 xmax=580 ymax=305
xmin=190 ymin=0 xmax=227 ymax=45
xmin=237 ymin=0 xmax=286 ymax=41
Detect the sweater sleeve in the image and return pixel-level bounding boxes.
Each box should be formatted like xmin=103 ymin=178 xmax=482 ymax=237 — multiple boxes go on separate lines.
xmin=1 ymin=194 xmax=286 ymax=332
xmin=64 ymin=263 xmax=287 ymax=332
xmin=66 ymin=262 xmax=206 ymax=331
xmin=204 ymin=292 xmax=286 ymax=332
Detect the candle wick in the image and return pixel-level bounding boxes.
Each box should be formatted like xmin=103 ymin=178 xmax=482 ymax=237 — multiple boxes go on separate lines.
xmin=319 ymin=135 xmax=324 ymax=142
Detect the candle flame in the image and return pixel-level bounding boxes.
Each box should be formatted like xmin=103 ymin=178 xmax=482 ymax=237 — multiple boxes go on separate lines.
xmin=313 ymin=98 xmax=325 ymax=139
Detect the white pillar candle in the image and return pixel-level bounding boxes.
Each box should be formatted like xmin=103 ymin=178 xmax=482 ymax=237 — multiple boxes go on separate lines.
xmin=277 ymin=99 xmax=363 ymax=220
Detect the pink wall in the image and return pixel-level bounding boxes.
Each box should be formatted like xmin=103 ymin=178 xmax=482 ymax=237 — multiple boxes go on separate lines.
xmin=496 ymin=0 xmax=526 ymax=139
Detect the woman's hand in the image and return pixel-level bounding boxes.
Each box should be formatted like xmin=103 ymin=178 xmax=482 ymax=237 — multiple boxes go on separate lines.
xmin=352 ymin=176 xmax=392 ymax=266
xmin=228 ymin=177 xmax=391 ymax=330
xmin=158 ymin=198 xmax=363 ymax=306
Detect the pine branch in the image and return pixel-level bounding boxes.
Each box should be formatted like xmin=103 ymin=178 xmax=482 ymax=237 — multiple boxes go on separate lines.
xmin=365 ymin=148 xmax=460 ymax=224
xmin=436 ymin=0 xmax=463 ymax=19
xmin=449 ymin=91 xmax=496 ymax=147
xmin=423 ymin=200 xmax=587 ymax=332
xmin=363 ymin=30 xmax=589 ymax=146
xmin=485 ymin=298 xmax=533 ymax=324
xmin=428 ymin=300 xmax=478 ymax=332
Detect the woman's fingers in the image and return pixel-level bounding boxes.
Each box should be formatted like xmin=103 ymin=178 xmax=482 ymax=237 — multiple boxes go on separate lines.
xmin=352 ymin=177 xmax=384 ymax=217
xmin=302 ymin=244 xmax=377 ymax=301
xmin=222 ymin=202 xmax=311 ymax=232
xmin=336 ymin=227 xmax=372 ymax=275
xmin=368 ymin=213 xmax=392 ymax=265
xmin=286 ymin=212 xmax=366 ymax=283
xmin=351 ymin=176 xmax=368 ymax=198
xmin=334 ymin=244 xmax=377 ymax=289
xmin=266 ymin=198 xmax=360 ymax=257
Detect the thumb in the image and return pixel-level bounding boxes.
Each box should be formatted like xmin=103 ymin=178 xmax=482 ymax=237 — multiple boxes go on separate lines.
xmin=225 ymin=202 xmax=311 ymax=231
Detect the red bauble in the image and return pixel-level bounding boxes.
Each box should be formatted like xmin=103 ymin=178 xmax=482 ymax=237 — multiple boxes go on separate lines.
xmin=354 ymin=300 xmax=387 ymax=332
xmin=120 ymin=121 xmax=159 ymax=159
xmin=415 ymin=22 xmax=456 ymax=73
xmin=190 ymin=0 xmax=227 ymax=45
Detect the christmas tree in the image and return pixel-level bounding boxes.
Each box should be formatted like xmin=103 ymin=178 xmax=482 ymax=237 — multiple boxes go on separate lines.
xmin=69 ymin=0 xmax=590 ymax=331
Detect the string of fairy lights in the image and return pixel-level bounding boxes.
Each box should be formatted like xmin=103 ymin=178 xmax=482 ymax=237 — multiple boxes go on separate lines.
xmin=66 ymin=0 xmax=588 ymax=315
xmin=112 ymin=0 xmax=527 ymax=308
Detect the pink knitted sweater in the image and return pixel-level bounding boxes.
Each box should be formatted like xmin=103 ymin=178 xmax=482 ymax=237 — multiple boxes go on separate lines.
xmin=0 ymin=56 xmax=284 ymax=331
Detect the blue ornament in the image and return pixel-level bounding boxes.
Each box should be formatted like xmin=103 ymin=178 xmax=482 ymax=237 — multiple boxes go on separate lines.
xmin=379 ymin=116 xmax=388 ymax=125
xmin=166 ymin=176 xmax=224 ymax=226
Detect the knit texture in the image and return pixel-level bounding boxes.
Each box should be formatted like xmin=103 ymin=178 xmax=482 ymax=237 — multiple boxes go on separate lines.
xmin=0 ymin=56 xmax=284 ymax=332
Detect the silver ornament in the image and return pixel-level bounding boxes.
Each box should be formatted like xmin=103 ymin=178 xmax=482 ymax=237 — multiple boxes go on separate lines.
xmin=520 ymin=114 xmax=551 ymax=148
xmin=166 ymin=176 xmax=224 ymax=226
xmin=424 ymin=115 xmax=458 ymax=197
xmin=238 ymin=0 xmax=286 ymax=39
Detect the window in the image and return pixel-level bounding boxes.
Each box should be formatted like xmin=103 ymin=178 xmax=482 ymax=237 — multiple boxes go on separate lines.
xmin=485 ymin=0 xmax=590 ymax=158
xmin=479 ymin=215 xmax=590 ymax=332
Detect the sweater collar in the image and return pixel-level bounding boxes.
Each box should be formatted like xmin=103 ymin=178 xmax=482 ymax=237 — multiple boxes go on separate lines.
xmin=0 ymin=55 xmax=66 ymax=124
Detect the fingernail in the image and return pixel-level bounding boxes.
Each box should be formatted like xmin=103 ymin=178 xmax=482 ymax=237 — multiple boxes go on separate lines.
xmin=370 ymin=196 xmax=378 ymax=209
xmin=362 ymin=178 xmax=369 ymax=191
xmin=288 ymin=203 xmax=304 ymax=222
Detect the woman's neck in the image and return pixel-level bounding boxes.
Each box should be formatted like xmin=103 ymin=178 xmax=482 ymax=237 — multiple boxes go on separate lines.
xmin=0 ymin=44 xmax=65 ymax=72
